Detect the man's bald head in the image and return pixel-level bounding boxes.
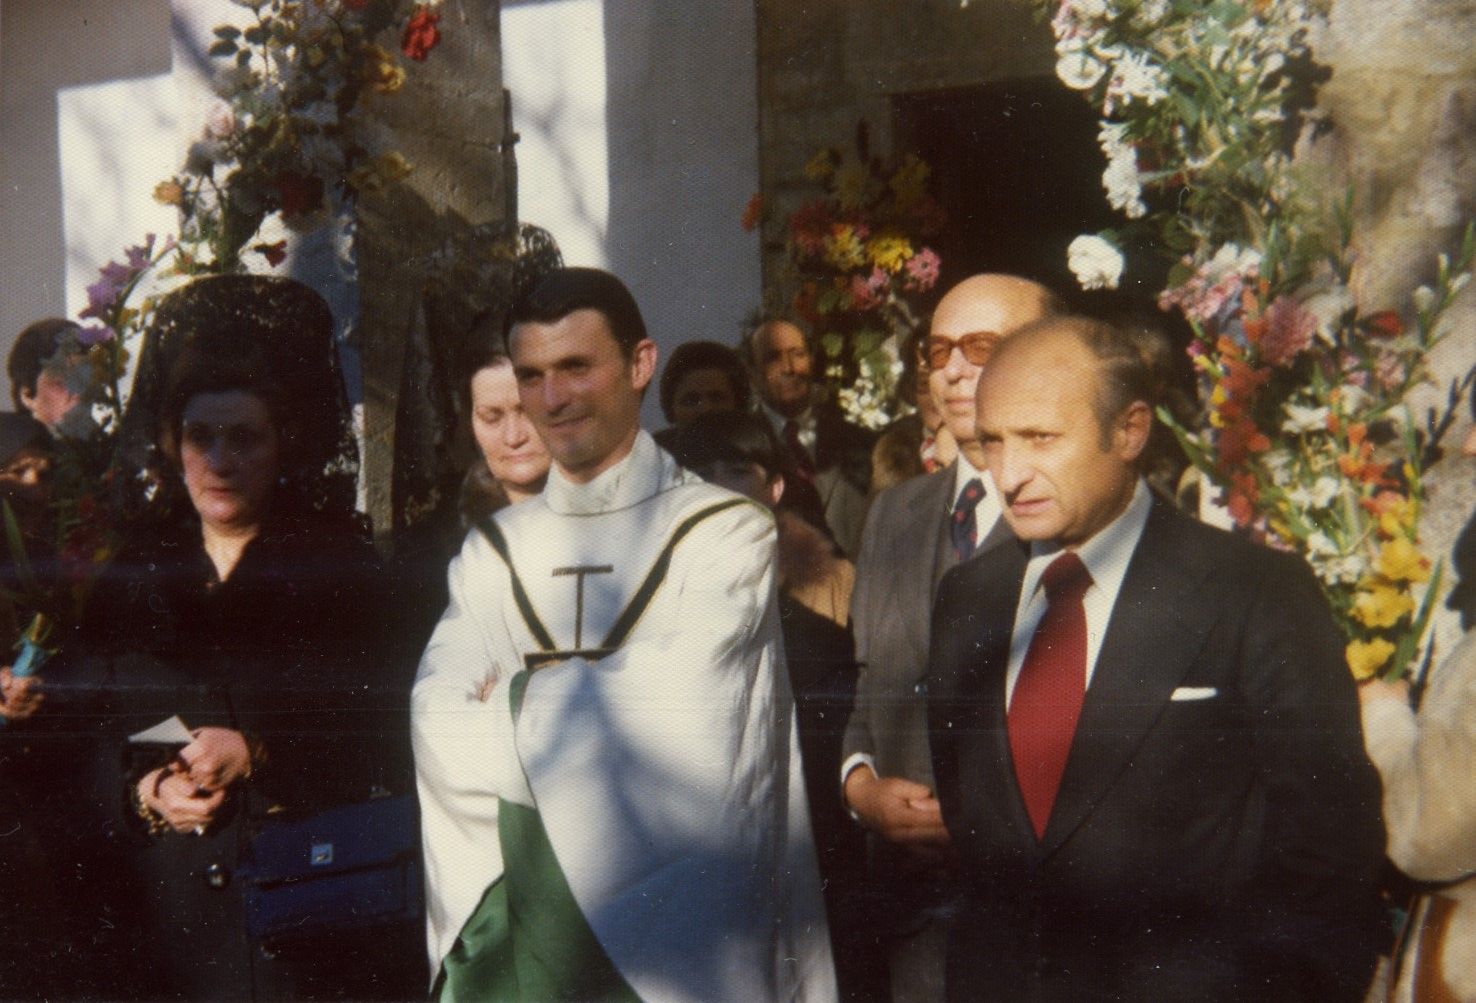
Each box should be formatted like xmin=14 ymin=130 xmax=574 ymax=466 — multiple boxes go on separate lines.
xmin=928 ymin=274 xmax=1063 ymax=455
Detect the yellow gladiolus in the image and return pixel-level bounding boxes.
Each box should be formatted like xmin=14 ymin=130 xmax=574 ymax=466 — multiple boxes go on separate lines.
xmin=1374 ymin=536 xmax=1430 ymax=583
xmin=867 ymin=235 xmax=913 ymax=273
xmin=1351 ymin=583 xmax=1415 ymax=629
xmin=1346 ymin=637 xmax=1396 ymax=680
xmin=823 ymin=225 xmax=866 ymax=270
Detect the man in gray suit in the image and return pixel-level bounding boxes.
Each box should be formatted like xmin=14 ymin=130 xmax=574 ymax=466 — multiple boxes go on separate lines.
xmin=840 ymin=274 xmax=1060 ymax=1001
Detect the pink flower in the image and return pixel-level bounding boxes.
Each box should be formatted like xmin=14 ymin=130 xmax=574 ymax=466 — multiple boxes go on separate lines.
xmin=904 ymin=247 xmax=941 ymax=291
xmin=1374 ymin=352 xmax=1406 ymax=390
xmin=1258 ymin=295 xmax=1315 ymax=366
xmin=849 ymin=272 xmax=883 ymax=311
xmin=203 ymin=100 xmax=236 ymax=140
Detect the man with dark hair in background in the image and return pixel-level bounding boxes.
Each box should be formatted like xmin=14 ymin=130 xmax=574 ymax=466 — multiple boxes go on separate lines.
xmin=746 ymin=318 xmax=873 ymax=556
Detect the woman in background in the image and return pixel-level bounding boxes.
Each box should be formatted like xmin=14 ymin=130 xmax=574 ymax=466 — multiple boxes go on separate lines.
xmin=458 ymin=341 xmax=551 ymax=526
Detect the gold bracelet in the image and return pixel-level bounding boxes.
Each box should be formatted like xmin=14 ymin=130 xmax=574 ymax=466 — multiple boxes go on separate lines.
xmin=132 ymin=775 xmax=171 ymax=837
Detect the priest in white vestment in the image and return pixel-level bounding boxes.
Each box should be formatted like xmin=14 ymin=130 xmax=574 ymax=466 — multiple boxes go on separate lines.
xmin=412 ymin=267 xmax=837 ymax=1003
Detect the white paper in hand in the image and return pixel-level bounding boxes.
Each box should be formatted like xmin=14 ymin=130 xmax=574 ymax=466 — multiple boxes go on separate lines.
xmin=129 ymin=715 xmax=193 ymax=746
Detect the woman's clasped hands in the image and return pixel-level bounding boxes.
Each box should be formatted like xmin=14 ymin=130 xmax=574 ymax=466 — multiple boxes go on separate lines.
xmin=137 ymin=727 xmax=254 ymax=835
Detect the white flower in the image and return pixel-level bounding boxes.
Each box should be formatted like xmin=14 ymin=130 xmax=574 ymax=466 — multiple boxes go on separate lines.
xmin=1321 ymin=554 xmax=1366 ymax=586
xmin=203 ymin=99 xmax=237 ymax=140
xmin=1097 ymin=120 xmax=1132 ymax=160
xmin=1287 ymin=477 xmax=1339 ymax=510
xmin=1055 ymin=39 xmax=1108 ymax=90
xmin=1303 ymin=284 xmax=1355 ymax=342
xmin=1306 ymin=530 xmax=1340 ymax=558
xmin=1134 ymin=0 xmax=1168 ymax=26
xmin=1337 ymin=383 xmax=1372 ymax=416
xmin=1108 ymin=50 xmax=1169 ymax=107
xmin=1281 ymin=402 xmax=1329 ymax=434
xmin=1068 ymin=234 xmax=1124 ymax=291
xmin=1102 ymin=148 xmax=1147 ymax=218
xmin=1451 ymin=272 xmax=1472 ymax=295
xmin=1261 ymin=448 xmax=1295 ymax=486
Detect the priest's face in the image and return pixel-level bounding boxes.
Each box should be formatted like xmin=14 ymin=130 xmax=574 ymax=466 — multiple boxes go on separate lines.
xmin=510 ymin=308 xmax=656 ymax=484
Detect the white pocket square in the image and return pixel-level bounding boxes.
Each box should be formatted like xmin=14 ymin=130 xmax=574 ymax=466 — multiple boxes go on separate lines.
xmin=1170 ymin=686 xmax=1218 ymax=701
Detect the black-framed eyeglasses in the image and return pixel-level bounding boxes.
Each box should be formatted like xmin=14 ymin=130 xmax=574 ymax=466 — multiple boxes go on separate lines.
xmin=924 ymin=331 xmax=1001 ymax=370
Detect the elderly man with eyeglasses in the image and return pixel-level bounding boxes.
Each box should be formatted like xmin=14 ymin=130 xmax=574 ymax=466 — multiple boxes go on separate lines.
xmin=839 ymin=273 xmax=1063 ymax=1003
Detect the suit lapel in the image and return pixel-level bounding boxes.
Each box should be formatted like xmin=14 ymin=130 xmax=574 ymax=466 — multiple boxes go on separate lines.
xmin=1037 ymin=503 xmax=1220 ymax=855
xmin=927 ymin=465 xmax=959 ymax=599
xmin=940 ymin=533 xmax=1036 ymax=845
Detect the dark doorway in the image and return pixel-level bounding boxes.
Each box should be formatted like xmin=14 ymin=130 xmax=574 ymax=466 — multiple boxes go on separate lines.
xmin=894 ymin=78 xmax=1170 ymax=318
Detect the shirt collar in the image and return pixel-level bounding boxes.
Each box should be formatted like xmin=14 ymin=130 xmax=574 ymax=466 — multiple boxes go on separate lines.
xmin=760 ymin=400 xmax=813 ymax=433
xmin=952 ymin=452 xmax=989 ymax=506
xmin=1022 ymin=478 xmax=1153 ymax=598
xmin=543 ymin=429 xmax=669 ymax=516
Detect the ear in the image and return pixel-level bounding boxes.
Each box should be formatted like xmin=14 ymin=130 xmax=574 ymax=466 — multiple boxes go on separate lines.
xmin=1115 ymin=400 xmax=1152 ymax=462
xmin=768 ymin=472 xmax=785 ymax=507
xmin=17 ymin=386 xmax=37 ymax=414
xmin=629 ymin=338 xmax=657 ymax=393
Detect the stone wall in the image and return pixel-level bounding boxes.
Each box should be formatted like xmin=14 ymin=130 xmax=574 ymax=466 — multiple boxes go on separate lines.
xmin=1310 ymin=0 xmax=1476 ymax=649
xmin=753 ymin=0 xmax=1056 ymax=311
xmin=356 ymin=0 xmax=510 ymax=542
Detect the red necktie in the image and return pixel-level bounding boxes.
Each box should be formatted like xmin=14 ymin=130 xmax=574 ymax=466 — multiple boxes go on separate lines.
xmin=1008 ymin=551 xmax=1092 ymax=840
xmin=950 ymin=478 xmax=986 ymax=561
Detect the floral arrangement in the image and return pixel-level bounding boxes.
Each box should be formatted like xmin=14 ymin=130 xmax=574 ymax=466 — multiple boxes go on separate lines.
xmin=755 ymin=128 xmax=945 ymax=429
xmin=1034 ymin=0 xmax=1474 ymax=681
xmin=156 ymin=0 xmax=443 ymax=272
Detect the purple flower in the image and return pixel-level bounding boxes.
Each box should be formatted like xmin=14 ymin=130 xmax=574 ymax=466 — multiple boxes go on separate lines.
xmin=77 ymin=324 xmax=115 ymax=346
xmin=80 ymin=261 xmax=133 ymax=320
xmin=124 ymin=234 xmax=157 ymax=271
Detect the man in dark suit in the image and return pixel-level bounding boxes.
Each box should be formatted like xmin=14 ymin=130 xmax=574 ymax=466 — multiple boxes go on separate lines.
xmin=747 ymin=318 xmax=874 ymax=555
xmin=840 ymin=275 xmax=1060 ymax=1001
xmin=926 ymin=315 xmax=1386 ymax=1001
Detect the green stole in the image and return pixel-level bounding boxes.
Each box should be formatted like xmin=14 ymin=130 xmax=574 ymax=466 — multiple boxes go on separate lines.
xmin=434 ymin=499 xmax=746 ymax=1002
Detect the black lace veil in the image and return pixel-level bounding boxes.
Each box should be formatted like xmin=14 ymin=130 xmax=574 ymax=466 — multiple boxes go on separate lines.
xmin=116 ymin=274 xmax=359 ymax=526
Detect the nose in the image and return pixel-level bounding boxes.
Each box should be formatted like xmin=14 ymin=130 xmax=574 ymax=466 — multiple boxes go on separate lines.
xmin=205 ymin=438 xmax=234 ymax=473
xmin=941 ymin=345 xmax=973 ymax=384
xmin=503 ymin=411 xmax=531 ymax=447
xmin=541 ymin=371 xmax=571 ymax=415
xmin=992 ymin=440 xmax=1032 ymax=495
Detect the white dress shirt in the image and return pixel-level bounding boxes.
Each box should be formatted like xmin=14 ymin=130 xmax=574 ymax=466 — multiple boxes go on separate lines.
xmin=1005 ymin=479 xmax=1153 ymax=707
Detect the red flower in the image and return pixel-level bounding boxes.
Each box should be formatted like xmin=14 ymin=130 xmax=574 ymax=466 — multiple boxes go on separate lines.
xmin=1364 ymin=310 xmax=1403 ymax=338
xmin=1216 ymin=417 xmax=1270 ymax=468
xmin=402 ymin=8 xmax=441 ymax=61
xmin=1226 ymin=472 xmax=1259 ymax=528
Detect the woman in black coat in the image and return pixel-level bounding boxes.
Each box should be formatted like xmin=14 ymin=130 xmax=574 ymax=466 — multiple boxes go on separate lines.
xmin=66 ymin=276 xmax=420 ymax=1000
